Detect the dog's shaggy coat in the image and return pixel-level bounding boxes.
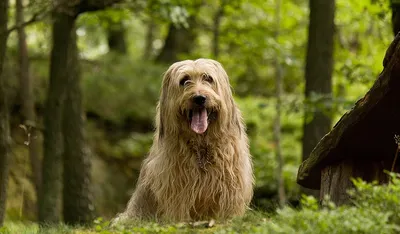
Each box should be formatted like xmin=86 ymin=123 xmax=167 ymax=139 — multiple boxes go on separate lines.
xmin=114 ymin=58 xmax=254 ymax=223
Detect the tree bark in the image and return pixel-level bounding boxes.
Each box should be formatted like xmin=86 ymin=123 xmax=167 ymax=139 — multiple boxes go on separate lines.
xmin=16 ymin=0 xmax=42 ymax=211
xmin=392 ymin=1 xmax=400 ymax=36
xmin=274 ymin=0 xmax=286 ymax=207
xmin=320 ymin=159 xmax=353 ymax=205
xmin=63 ymin=28 xmax=94 ymax=225
xmin=143 ymin=20 xmax=155 ymax=59
xmin=297 ymin=34 xmax=400 ymax=190
xmin=155 ymin=18 xmax=197 ymax=64
xmin=0 ymin=0 xmax=10 ymax=227
xmin=301 ymin=0 xmax=335 ymax=195
xmin=212 ymin=1 xmax=225 ymax=59
xmin=107 ymin=20 xmax=127 ymax=54
xmin=39 ymin=11 xmax=76 ymax=224
xmin=39 ymin=0 xmax=119 ymax=225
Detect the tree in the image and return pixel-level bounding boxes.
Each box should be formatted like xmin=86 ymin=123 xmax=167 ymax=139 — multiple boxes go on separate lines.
xmin=62 ymin=27 xmax=94 ymax=225
xmin=155 ymin=19 xmax=197 ymax=63
xmin=0 ymin=0 xmax=10 ymax=227
xmin=302 ymin=0 xmax=335 ymax=195
xmin=16 ymin=0 xmax=42 ymax=210
xmin=107 ymin=20 xmax=127 ymax=54
xmin=40 ymin=0 xmax=121 ymax=224
xmin=143 ymin=19 xmax=156 ymax=59
xmin=39 ymin=9 xmax=76 ymax=224
xmin=212 ymin=0 xmax=226 ymax=59
xmin=392 ymin=0 xmax=400 ymax=36
xmin=274 ymin=0 xmax=286 ymax=207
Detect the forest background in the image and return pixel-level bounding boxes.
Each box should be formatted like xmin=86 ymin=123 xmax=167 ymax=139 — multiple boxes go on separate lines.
xmin=0 ymin=0 xmax=398 ymax=232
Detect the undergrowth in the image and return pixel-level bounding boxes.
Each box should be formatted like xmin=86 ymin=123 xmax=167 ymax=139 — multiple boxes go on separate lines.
xmin=3 ymin=174 xmax=400 ymax=234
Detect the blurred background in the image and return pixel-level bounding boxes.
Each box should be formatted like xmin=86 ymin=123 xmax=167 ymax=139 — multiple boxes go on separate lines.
xmin=0 ymin=0 xmax=395 ymax=224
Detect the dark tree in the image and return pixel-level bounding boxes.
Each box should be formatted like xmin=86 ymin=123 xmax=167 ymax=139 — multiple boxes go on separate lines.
xmin=63 ymin=27 xmax=94 ymax=224
xmin=155 ymin=18 xmax=197 ymax=63
xmin=302 ymin=0 xmax=335 ymax=195
xmin=392 ymin=0 xmax=400 ymax=36
xmin=40 ymin=0 xmax=121 ymax=224
xmin=212 ymin=0 xmax=226 ymax=59
xmin=143 ymin=20 xmax=155 ymax=59
xmin=16 ymin=0 xmax=42 ymax=208
xmin=297 ymin=34 xmax=400 ymax=204
xmin=107 ymin=20 xmax=127 ymax=54
xmin=0 ymin=0 xmax=10 ymax=227
xmin=39 ymin=10 xmax=76 ymax=224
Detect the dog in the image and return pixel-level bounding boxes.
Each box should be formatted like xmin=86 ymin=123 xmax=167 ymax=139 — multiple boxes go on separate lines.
xmin=113 ymin=58 xmax=254 ymax=223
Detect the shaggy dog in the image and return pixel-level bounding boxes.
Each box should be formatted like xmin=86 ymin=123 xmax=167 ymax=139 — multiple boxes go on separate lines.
xmin=114 ymin=58 xmax=254 ymax=223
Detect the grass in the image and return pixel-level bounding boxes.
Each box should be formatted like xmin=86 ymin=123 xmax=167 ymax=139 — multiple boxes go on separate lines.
xmin=1 ymin=222 xmax=93 ymax=234
xmin=4 ymin=179 xmax=400 ymax=234
xmin=0 ymin=212 xmax=270 ymax=234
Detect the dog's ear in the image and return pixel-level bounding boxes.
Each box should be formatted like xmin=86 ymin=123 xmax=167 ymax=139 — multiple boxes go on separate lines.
xmin=230 ymin=98 xmax=244 ymax=135
xmin=212 ymin=59 xmax=243 ymax=135
xmin=158 ymin=66 xmax=173 ymax=140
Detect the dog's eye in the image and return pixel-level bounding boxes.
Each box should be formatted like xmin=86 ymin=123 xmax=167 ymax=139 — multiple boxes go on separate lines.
xmin=180 ymin=76 xmax=190 ymax=86
xmin=203 ymin=74 xmax=213 ymax=83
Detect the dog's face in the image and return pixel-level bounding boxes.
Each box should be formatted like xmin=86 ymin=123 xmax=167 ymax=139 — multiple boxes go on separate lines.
xmin=158 ymin=59 xmax=237 ymax=136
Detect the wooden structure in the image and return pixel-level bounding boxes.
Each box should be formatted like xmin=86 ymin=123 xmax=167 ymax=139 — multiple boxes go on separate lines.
xmin=297 ymin=34 xmax=400 ymax=205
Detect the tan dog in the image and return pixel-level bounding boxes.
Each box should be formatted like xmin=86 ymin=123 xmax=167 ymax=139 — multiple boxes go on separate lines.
xmin=114 ymin=58 xmax=254 ymax=223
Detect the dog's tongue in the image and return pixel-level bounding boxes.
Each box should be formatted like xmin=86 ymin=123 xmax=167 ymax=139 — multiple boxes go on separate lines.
xmin=190 ymin=108 xmax=208 ymax=134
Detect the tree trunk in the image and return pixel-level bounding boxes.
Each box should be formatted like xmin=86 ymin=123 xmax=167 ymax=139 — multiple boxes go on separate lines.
xmin=320 ymin=158 xmax=389 ymax=205
xmin=155 ymin=18 xmax=197 ymax=63
xmin=143 ymin=20 xmax=155 ymax=59
xmin=392 ymin=1 xmax=400 ymax=36
xmin=301 ymin=0 xmax=335 ymax=196
xmin=0 ymin=0 xmax=10 ymax=227
xmin=297 ymin=33 xmax=400 ymax=190
xmin=16 ymin=0 xmax=41 ymax=212
xmin=107 ymin=20 xmax=127 ymax=54
xmin=212 ymin=1 xmax=225 ymax=59
xmin=39 ymin=11 xmax=76 ymax=224
xmin=274 ymin=0 xmax=286 ymax=207
xmin=63 ymin=27 xmax=94 ymax=225
xmin=320 ymin=159 xmax=353 ymax=205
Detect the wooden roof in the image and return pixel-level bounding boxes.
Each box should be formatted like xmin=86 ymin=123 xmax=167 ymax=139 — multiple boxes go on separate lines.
xmin=297 ymin=34 xmax=400 ymax=189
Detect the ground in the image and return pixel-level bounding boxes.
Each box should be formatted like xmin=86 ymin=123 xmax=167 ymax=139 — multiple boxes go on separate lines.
xmin=3 ymin=179 xmax=400 ymax=234
xmin=0 ymin=212 xmax=270 ymax=234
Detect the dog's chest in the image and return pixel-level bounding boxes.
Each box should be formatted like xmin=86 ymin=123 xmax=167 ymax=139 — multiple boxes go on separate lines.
xmin=187 ymin=139 xmax=216 ymax=170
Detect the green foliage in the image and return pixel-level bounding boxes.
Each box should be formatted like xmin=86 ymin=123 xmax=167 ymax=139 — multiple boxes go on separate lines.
xmin=350 ymin=173 xmax=400 ymax=225
xmin=237 ymin=96 xmax=301 ymax=198
xmin=6 ymin=177 xmax=400 ymax=233
xmin=88 ymin=123 xmax=153 ymax=161
xmin=3 ymin=0 xmax=397 ymax=223
xmin=83 ymin=54 xmax=166 ymax=125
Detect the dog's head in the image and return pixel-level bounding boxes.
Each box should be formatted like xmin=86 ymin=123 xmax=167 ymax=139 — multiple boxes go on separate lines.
xmin=157 ymin=58 xmax=240 ymax=138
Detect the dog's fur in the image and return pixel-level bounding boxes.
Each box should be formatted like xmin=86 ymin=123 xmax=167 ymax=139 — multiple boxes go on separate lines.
xmin=114 ymin=58 xmax=254 ymax=223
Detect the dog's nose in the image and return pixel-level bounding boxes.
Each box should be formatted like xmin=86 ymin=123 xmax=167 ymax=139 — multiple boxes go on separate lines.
xmin=193 ymin=95 xmax=206 ymax=105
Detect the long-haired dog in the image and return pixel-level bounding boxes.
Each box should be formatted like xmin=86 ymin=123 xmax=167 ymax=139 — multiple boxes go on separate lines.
xmin=113 ymin=58 xmax=254 ymax=223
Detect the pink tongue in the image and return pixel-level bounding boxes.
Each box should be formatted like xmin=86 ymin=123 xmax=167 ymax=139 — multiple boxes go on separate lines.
xmin=190 ymin=108 xmax=208 ymax=134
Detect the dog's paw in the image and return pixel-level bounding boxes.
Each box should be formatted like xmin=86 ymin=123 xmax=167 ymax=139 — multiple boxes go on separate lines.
xmin=109 ymin=213 xmax=128 ymax=228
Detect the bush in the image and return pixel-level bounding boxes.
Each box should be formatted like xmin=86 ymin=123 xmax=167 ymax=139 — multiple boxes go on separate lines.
xmin=5 ymin=175 xmax=400 ymax=233
xmin=83 ymin=54 xmax=167 ymax=125
xmin=259 ymin=174 xmax=400 ymax=234
xmin=237 ymin=96 xmax=302 ymax=200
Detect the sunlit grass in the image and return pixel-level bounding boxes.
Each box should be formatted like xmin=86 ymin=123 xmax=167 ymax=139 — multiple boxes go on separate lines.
xmin=1 ymin=221 xmax=97 ymax=234
xmin=1 ymin=211 xmax=269 ymax=234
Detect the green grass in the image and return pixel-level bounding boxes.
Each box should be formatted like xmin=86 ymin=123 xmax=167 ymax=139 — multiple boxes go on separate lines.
xmin=1 ymin=212 xmax=270 ymax=234
xmin=0 ymin=205 xmax=398 ymax=234
xmin=4 ymin=177 xmax=400 ymax=234
xmin=0 ymin=222 xmax=93 ymax=234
